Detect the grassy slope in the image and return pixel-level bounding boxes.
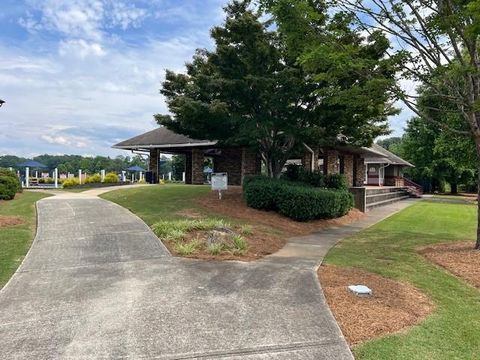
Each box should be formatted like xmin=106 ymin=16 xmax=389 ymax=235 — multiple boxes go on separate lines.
xmin=0 ymin=192 xmax=50 ymax=288
xmin=100 ymin=184 xmax=211 ymax=225
xmin=324 ymin=201 xmax=480 ymax=359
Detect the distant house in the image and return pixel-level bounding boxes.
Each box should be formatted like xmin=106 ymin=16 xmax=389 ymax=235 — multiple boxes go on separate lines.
xmin=113 ymin=127 xmax=413 ymax=188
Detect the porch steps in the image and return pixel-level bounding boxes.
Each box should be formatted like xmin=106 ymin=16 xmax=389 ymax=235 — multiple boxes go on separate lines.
xmin=365 ymin=187 xmax=413 ymax=211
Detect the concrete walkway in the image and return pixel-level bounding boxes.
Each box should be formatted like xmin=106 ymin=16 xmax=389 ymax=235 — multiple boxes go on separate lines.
xmin=0 ymin=191 xmax=360 ymax=359
xmin=268 ymin=199 xmax=418 ymax=267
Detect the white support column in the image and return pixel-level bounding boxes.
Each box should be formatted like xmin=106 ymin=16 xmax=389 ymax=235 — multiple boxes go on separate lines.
xmin=132 ymin=173 xmax=135 ymax=182
xmin=182 ymin=172 xmax=186 ymax=183
xmin=168 ymin=172 xmax=172 ymax=181
xmin=54 ymin=168 xmax=58 ymax=188
xmin=101 ymin=169 xmax=105 ymax=182
xmin=139 ymin=171 xmax=143 ymax=181
xmin=78 ymin=169 xmax=82 ymax=184
xmin=121 ymin=171 xmax=126 ymax=182
xmin=25 ymin=167 xmax=29 ymax=187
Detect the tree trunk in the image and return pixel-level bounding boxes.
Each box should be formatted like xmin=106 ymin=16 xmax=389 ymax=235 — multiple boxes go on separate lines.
xmin=476 ymin=140 xmax=480 ymax=249
xmin=450 ymin=183 xmax=458 ymax=195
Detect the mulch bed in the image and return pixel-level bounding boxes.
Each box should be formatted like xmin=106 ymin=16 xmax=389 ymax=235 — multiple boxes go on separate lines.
xmin=0 ymin=215 xmax=25 ymax=228
xmin=418 ymin=241 xmax=480 ymax=288
xmin=318 ymin=265 xmax=434 ymax=346
xmin=197 ymin=187 xmax=364 ymax=237
xmin=163 ymin=226 xmax=285 ymax=262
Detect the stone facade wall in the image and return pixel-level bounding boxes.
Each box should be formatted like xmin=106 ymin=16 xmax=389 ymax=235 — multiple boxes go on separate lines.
xmin=344 ymin=154 xmax=354 ymax=187
xmin=326 ymin=150 xmax=339 ymax=174
xmin=302 ymin=146 xmax=320 ymax=171
xmin=354 ymin=156 xmax=365 ymax=187
xmin=191 ymin=149 xmax=204 ymax=185
xmin=148 ymin=149 xmax=159 ymax=184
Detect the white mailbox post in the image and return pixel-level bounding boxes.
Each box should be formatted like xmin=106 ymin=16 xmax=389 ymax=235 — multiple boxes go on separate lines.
xmin=211 ymin=173 xmax=228 ymax=199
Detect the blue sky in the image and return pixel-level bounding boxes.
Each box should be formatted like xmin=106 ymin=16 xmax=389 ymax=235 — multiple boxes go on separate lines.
xmin=0 ymin=0 xmax=411 ymax=158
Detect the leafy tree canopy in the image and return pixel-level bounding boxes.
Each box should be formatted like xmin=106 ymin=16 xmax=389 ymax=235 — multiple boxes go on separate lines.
xmin=157 ymin=0 xmax=397 ymax=177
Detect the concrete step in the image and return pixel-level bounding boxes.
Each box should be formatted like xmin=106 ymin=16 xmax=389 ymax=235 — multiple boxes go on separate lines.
xmin=366 ymin=190 xmax=410 ymax=205
xmin=366 ymin=187 xmax=408 ymax=195
xmin=366 ymin=195 xmax=411 ymax=211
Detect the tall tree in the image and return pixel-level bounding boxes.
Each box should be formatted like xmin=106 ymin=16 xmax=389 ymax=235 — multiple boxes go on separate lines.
xmin=157 ymin=0 xmax=396 ymax=177
xmin=329 ymin=0 xmax=480 ymax=247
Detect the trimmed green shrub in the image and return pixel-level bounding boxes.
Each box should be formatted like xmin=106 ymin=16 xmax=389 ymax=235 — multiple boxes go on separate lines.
xmin=85 ymin=174 xmax=102 ymax=184
xmin=325 ymin=173 xmax=348 ymax=190
xmin=276 ymin=185 xmax=353 ymax=221
xmin=0 ymin=176 xmax=18 ymax=200
xmin=283 ymin=164 xmax=302 ymax=182
xmin=243 ymin=176 xmax=286 ymax=210
xmin=62 ymin=178 xmax=80 ymax=188
xmin=243 ymin=176 xmax=353 ymax=221
xmin=104 ymin=172 xmax=119 ymax=183
xmin=298 ymin=169 xmax=325 ymax=188
xmin=0 ymin=168 xmax=21 ymax=194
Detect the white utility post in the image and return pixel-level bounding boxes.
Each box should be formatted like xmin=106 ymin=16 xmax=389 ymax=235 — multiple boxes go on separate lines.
xmin=101 ymin=169 xmax=105 ymax=182
xmin=182 ymin=172 xmax=185 ymax=183
xmin=54 ymin=168 xmax=58 ymax=188
xmin=78 ymin=169 xmax=82 ymax=184
xmin=25 ymin=167 xmax=29 ymax=187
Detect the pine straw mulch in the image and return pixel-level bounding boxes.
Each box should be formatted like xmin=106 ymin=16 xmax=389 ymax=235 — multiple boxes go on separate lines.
xmin=0 ymin=215 xmax=25 ymax=228
xmin=318 ymin=265 xmax=434 ymax=346
xmin=418 ymin=241 xmax=480 ymax=288
xmin=196 ymin=187 xmax=365 ymax=237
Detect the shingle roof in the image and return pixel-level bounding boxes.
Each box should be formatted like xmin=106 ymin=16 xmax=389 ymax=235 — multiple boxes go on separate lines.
xmin=365 ymin=143 xmax=414 ymax=167
xmin=112 ymin=127 xmax=216 ymax=149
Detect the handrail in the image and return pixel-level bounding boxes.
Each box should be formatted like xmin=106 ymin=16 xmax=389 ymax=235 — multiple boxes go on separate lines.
xmin=403 ymin=177 xmax=423 ymax=194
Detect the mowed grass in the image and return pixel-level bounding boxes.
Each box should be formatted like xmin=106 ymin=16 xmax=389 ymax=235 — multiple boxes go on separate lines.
xmin=100 ymin=184 xmax=211 ymax=225
xmin=324 ymin=201 xmax=480 ymax=359
xmin=0 ymin=191 xmax=50 ymax=288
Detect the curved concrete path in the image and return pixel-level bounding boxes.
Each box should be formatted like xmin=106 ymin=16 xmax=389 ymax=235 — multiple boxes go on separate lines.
xmin=0 ymin=192 xmax=354 ymax=359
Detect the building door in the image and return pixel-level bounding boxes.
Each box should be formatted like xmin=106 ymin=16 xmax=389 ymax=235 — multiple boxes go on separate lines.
xmin=379 ymin=166 xmax=385 ymax=186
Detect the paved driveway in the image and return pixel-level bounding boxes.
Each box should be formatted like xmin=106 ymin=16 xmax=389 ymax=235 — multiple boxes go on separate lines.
xmin=0 ymin=195 xmax=353 ymax=359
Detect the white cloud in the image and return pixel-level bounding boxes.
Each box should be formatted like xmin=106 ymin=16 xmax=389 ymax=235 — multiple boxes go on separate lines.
xmin=59 ymin=39 xmax=106 ymax=58
xmin=41 ymin=134 xmax=89 ymax=148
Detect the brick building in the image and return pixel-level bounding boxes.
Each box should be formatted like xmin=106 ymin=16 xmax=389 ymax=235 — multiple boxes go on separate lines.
xmin=113 ymin=127 xmax=412 ymax=187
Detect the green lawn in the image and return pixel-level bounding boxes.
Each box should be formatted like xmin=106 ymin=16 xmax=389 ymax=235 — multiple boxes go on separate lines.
xmin=0 ymin=191 xmax=50 ymax=288
xmin=100 ymin=184 xmax=212 ymax=225
xmin=324 ymin=201 xmax=480 ymax=359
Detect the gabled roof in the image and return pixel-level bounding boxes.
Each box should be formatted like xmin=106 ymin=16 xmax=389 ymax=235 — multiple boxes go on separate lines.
xmin=364 ymin=143 xmax=414 ymax=167
xmin=112 ymin=127 xmax=216 ymax=150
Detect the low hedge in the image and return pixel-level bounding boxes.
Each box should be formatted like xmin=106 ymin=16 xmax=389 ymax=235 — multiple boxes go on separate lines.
xmin=243 ymin=176 xmax=353 ymax=221
xmin=276 ymin=185 xmax=353 ymax=221
xmin=104 ymin=172 xmax=119 ymax=183
xmin=0 ymin=176 xmax=19 ymax=200
xmin=0 ymin=168 xmax=21 ymax=200
xmin=63 ymin=178 xmax=80 ymax=188
xmin=85 ymin=174 xmax=102 ymax=184
xmin=243 ymin=176 xmax=286 ymax=210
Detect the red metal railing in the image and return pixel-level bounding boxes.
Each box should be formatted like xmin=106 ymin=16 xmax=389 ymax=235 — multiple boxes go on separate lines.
xmin=403 ymin=177 xmax=423 ymax=196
